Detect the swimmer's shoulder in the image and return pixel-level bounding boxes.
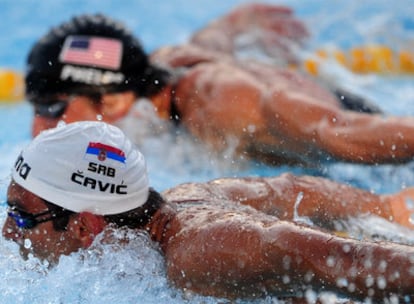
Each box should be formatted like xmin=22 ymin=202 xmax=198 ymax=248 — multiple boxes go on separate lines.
xmin=161 ymin=182 xmax=214 ymax=205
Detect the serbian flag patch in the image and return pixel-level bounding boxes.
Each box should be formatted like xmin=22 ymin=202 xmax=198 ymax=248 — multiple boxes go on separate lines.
xmin=85 ymin=142 xmax=126 ymax=164
xmin=59 ymin=35 xmax=123 ymax=70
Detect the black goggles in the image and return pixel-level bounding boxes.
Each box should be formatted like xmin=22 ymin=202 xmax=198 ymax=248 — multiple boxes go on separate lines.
xmin=31 ymin=92 xmax=102 ymax=119
xmin=30 ymin=85 xmax=133 ymax=119
xmin=7 ymin=203 xmax=71 ymax=230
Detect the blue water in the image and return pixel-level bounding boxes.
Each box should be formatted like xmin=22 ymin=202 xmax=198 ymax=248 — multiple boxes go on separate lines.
xmin=0 ymin=1 xmax=414 ymax=303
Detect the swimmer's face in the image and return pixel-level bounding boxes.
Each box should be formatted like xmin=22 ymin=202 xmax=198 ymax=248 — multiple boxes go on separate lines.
xmin=32 ymin=91 xmax=137 ymax=137
xmin=2 ymin=182 xmax=84 ymax=264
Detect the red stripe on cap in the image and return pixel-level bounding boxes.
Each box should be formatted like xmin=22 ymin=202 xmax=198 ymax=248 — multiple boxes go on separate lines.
xmin=88 ymin=142 xmax=125 ymax=157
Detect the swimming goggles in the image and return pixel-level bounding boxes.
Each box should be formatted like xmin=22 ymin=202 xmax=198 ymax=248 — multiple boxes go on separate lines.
xmin=32 ymin=92 xmax=102 ymax=119
xmin=7 ymin=204 xmax=68 ymax=229
xmin=30 ymin=85 xmax=128 ymax=119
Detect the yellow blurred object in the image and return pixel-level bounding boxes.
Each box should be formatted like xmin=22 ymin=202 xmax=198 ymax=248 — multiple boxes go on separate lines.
xmin=0 ymin=69 xmax=24 ymax=102
xmin=399 ymin=51 xmax=414 ymax=73
xmin=303 ymin=45 xmax=414 ymax=76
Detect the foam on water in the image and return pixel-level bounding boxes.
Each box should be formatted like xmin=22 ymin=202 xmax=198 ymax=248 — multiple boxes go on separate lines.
xmin=1 ymin=1 xmax=414 ymax=303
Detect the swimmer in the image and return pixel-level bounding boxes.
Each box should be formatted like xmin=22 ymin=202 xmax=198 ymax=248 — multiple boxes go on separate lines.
xmin=3 ymin=121 xmax=414 ymax=302
xmin=26 ymin=5 xmax=414 ymax=166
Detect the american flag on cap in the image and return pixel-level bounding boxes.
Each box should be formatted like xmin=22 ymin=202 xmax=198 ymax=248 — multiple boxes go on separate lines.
xmin=59 ymin=35 xmax=123 ymax=70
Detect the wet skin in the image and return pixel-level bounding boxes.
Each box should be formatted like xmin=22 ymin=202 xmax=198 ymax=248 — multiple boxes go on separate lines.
xmin=2 ymin=182 xmax=95 ymax=264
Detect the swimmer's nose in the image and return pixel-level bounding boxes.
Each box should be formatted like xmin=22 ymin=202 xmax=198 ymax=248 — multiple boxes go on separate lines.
xmin=2 ymin=216 xmax=23 ymax=242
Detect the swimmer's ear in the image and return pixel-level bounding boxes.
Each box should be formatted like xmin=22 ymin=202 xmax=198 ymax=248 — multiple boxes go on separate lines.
xmin=73 ymin=212 xmax=106 ymax=248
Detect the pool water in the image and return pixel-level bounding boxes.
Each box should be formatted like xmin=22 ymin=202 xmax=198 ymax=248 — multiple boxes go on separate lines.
xmin=1 ymin=1 xmax=414 ymax=303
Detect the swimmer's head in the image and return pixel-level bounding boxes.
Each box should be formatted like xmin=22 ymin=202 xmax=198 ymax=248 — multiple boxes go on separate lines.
xmin=26 ymin=14 xmax=170 ymax=107
xmin=12 ymin=121 xmax=149 ymax=215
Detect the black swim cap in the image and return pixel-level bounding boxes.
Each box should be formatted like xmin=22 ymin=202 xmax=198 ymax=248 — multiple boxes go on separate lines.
xmin=26 ymin=14 xmax=170 ymax=103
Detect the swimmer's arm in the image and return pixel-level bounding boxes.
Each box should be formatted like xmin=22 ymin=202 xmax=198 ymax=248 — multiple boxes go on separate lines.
xmin=265 ymin=173 xmax=414 ymax=229
xmin=264 ymin=173 xmax=389 ymax=220
xmin=316 ymin=110 xmax=414 ymax=163
xmin=269 ymin=91 xmax=414 ymax=164
xmin=209 ymin=174 xmax=413 ymax=229
xmin=164 ymin=212 xmax=414 ymax=301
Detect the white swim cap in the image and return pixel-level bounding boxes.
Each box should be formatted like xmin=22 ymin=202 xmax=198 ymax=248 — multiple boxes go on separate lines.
xmin=12 ymin=121 xmax=149 ymax=215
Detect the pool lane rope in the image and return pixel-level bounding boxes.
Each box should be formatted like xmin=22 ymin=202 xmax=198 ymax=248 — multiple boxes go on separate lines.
xmin=302 ymin=44 xmax=414 ymax=76
xmin=0 ymin=69 xmax=24 ymax=102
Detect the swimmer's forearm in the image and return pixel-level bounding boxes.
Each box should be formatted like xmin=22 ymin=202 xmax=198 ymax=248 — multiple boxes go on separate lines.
xmin=316 ymin=115 xmax=414 ymax=163
xmin=277 ymin=174 xmax=414 ymax=229
xmin=266 ymin=173 xmax=393 ymax=223
xmin=267 ymin=222 xmax=414 ymax=301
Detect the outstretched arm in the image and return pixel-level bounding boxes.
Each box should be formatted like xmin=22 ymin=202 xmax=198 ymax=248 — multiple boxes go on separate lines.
xmin=203 ymin=174 xmax=414 ymax=229
xmin=263 ymin=87 xmax=414 ymax=164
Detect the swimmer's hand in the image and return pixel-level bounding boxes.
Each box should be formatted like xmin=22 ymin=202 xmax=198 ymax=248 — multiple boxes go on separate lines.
xmin=387 ymin=187 xmax=414 ymax=229
xmin=223 ymin=3 xmax=309 ymax=41
xmin=190 ymin=3 xmax=308 ymax=64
